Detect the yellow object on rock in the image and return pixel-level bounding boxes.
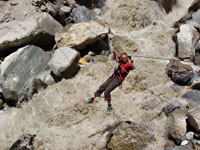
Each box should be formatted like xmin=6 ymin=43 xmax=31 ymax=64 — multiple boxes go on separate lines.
xmin=79 ymin=58 xmax=88 ymax=65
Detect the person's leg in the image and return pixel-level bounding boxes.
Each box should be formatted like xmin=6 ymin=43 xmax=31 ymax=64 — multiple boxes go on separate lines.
xmin=104 ymin=76 xmax=121 ymax=107
xmin=85 ymin=75 xmax=114 ymax=103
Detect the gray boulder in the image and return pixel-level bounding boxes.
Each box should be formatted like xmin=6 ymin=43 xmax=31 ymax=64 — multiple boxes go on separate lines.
xmin=0 ymin=12 xmax=63 ymax=55
xmin=107 ymin=121 xmax=155 ymax=150
xmin=166 ymin=60 xmax=193 ymax=85
xmin=48 ymin=47 xmax=80 ymax=79
xmin=1 ymin=45 xmax=51 ymax=105
xmin=72 ymin=6 xmax=92 ymax=23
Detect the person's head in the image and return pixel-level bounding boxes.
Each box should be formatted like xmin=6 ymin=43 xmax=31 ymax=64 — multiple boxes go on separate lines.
xmin=120 ymin=51 xmax=129 ymax=63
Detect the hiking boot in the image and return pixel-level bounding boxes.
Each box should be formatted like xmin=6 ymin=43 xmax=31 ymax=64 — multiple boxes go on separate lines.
xmin=105 ymin=106 xmax=113 ymax=115
xmin=85 ymin=98 xmax=94 ymax=103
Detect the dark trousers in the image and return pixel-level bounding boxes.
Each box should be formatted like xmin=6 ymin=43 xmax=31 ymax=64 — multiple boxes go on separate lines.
xmin=94 ymin=74 xmax=121 ymax=101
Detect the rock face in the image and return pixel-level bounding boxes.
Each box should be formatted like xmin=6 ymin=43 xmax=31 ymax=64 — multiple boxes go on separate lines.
xmin=55 ymin=20 xmax=109 ymax=50
xmin=48 ymin=47 xmax=80 ymax=79
xmin=107 ymin=121 xmax=155 ymax=150
xmin=1 ymin=45 xmax=51 ymax=105
xmin=0 ymin=12 xmax=63 ymax=56
xmin=72 ymin=6 xmax=92 ymax=23
xmin=166 ymin=60 xmax=193 ymax=85
xmin=10 ymin=134 xmax=35 ymax=150
xmin=177 ymin=24 xmax=199 ymax=60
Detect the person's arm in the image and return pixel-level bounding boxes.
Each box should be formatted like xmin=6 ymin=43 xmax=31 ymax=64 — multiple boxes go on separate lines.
xmin=112 ymin=50 xmax=119 ymax=62
xmin=128 ymin=55 xmax=136 ymax=70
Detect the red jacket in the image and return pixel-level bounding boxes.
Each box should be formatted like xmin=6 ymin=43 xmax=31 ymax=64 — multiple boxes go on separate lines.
xmin=115 ymin=56 xmax=133 ymax=82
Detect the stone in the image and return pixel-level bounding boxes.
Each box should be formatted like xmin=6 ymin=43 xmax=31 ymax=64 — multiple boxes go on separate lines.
xmin=154 ymin=0 xmax=176 ymax=13
xmin=166 ymin=60 xmax=193 ymax=85
xmin=35 ymin=70 xmax=56 ymax=85
xmin=60 ymin=6 xmax=71 ymax=14
xmin=161 ymin=104 xmax=181 ymax=116
xmin=107 ymin=121 xmax=155 ymax=150
xmin=10 ymin=134 xmax=36 ymax=150
xmin=173 ymin=145 xmax=193 ymax=150
xmin=187 ymin=104 xmax=200 ymax=132
xmin=55 ymin=20 xmax=109 ymax=51
xmin=168 ymin=109 xmax=187 ymax=144
xmin=186 ymin=9 xmax=200 ymax=31
xmin=181 ymin=140 xmax=189 ymax=145
xmin=1 ymin=45 xmax=51 ymax=104
xmin=177 ymin=24 xmax=199 ymax=60
xmin=0 ymin=12 xmax=63 ymax=56
xmin=186 ymin=132 xmax=194 ymax=141
xmin=72 ymin=6 xmax=92 ymax=23
xmin=48 ymin=47 xmax=80 ymax=79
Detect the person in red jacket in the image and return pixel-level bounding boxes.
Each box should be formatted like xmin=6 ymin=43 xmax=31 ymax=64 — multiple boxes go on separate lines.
xmin=85 ymin=50 xmax=135 ymax=114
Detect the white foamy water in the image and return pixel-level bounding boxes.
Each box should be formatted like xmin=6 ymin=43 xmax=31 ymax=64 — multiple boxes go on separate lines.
xmin=0 ymin=0 xmax=196 ymax=149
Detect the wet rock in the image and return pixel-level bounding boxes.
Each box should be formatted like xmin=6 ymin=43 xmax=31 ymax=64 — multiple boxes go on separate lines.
xmin=48 ymin=47 xmax=80 ymax=79
xmin=107 ymin=121 xmax=155 ymax=150
xmin=0 ymin=12 xmax=63 ymax=56
xmin=10 ymin=134 xmax=36 ymax=150
xmin=168 ymin=109 xmax=187 ymax=144
xmin=166 ymin=60 xmax=193 ymax=85
xmin=55 ymin=20 xmax=109 ymax=51
xmin=1 ymin=45 xmax=51 ymax=104
xmin=177 ymin=24 xmax=199 ymax=60
xmin=155 ymin=0 xmax=176 ymax=13
xmin=72 ymin=6 xmax=92 ymax=23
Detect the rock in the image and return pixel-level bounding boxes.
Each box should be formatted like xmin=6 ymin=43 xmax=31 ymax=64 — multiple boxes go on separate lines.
xmin=161 ymin=104 xmax=181 ymax=116
xmin=173 ymin=145 xmax=193 ymax=150
xmin=189 ymin=0 xmax=200 ymax=14
xmin=35 ymin=70 xmax=56 ymax=85
xmin=107 ymin=121 xmax=155 ymax=150
xmin=0 ymin=10 xmax=11 ymax=24
xmin=166 ymin=60 xmax=194 ymax=85
xmin=10 ymin=2 xmax=18 ymax=6
xmin=1 ymin=45 xmax=51 ymax=104
xmin=183 ymin=90 xmax=200 ymax=102
xmin=168 ymin=109 xmax=187 ymax=144
xmin=0 ymin=12 xmax=63 ymax=56
xmin=32 ymin=0 xmax=45 ymax=6
xmin=164 ymin=140 xmax=175 ymax=150
xmin=10 ymin=134 xmax=36 ymax=150
xmin=72 ymin=6 xmax=92 ymax=23
xmin=154 ymin=0 xmax=176 ymax=13
xmin=186 ymin=132 xmax=194 ymax=141
xmin=75 ymin=0 xmax=106 ymax=8
xmin=60 ymin=6 xmax=71 ymax=14
xmin=187 ymin=104 xmax=200 ymax=132
xmin=48 ymin=47 xmax=80 ymax=79
xmin=181 ymin=140 xmax=189 ymax=145
xmin=177 ymin=24 xmax=199 ymax=60
xmin=55 ymin=20 xmax=109 ymax=50
xmin=186 ymin=9 xmax=200 ymax=31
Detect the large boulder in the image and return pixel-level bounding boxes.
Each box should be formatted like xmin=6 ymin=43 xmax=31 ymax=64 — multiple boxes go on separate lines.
xmin=55 ymin=20 xmax=109 ymax=50
xmin=48 ymin=47 xmax=80 ymax=79
xmin=72 ymin=6 xmax=92 ymax=23
xmin=107 ymin=121 xmax=155 ymax=150
xmin=166 ymin=60 xmax=194 ymax=85
xmin=177 ymin=24 xmax=199 ymax=60
xmin=0 ymin=12 xmax=63 ymax=56
xmin=1 ymin=45 xmax=51 ymax=105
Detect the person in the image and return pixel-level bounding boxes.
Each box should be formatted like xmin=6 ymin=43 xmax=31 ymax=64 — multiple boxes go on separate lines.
xmin=85 ymin=50 xmax=136 ymax=114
